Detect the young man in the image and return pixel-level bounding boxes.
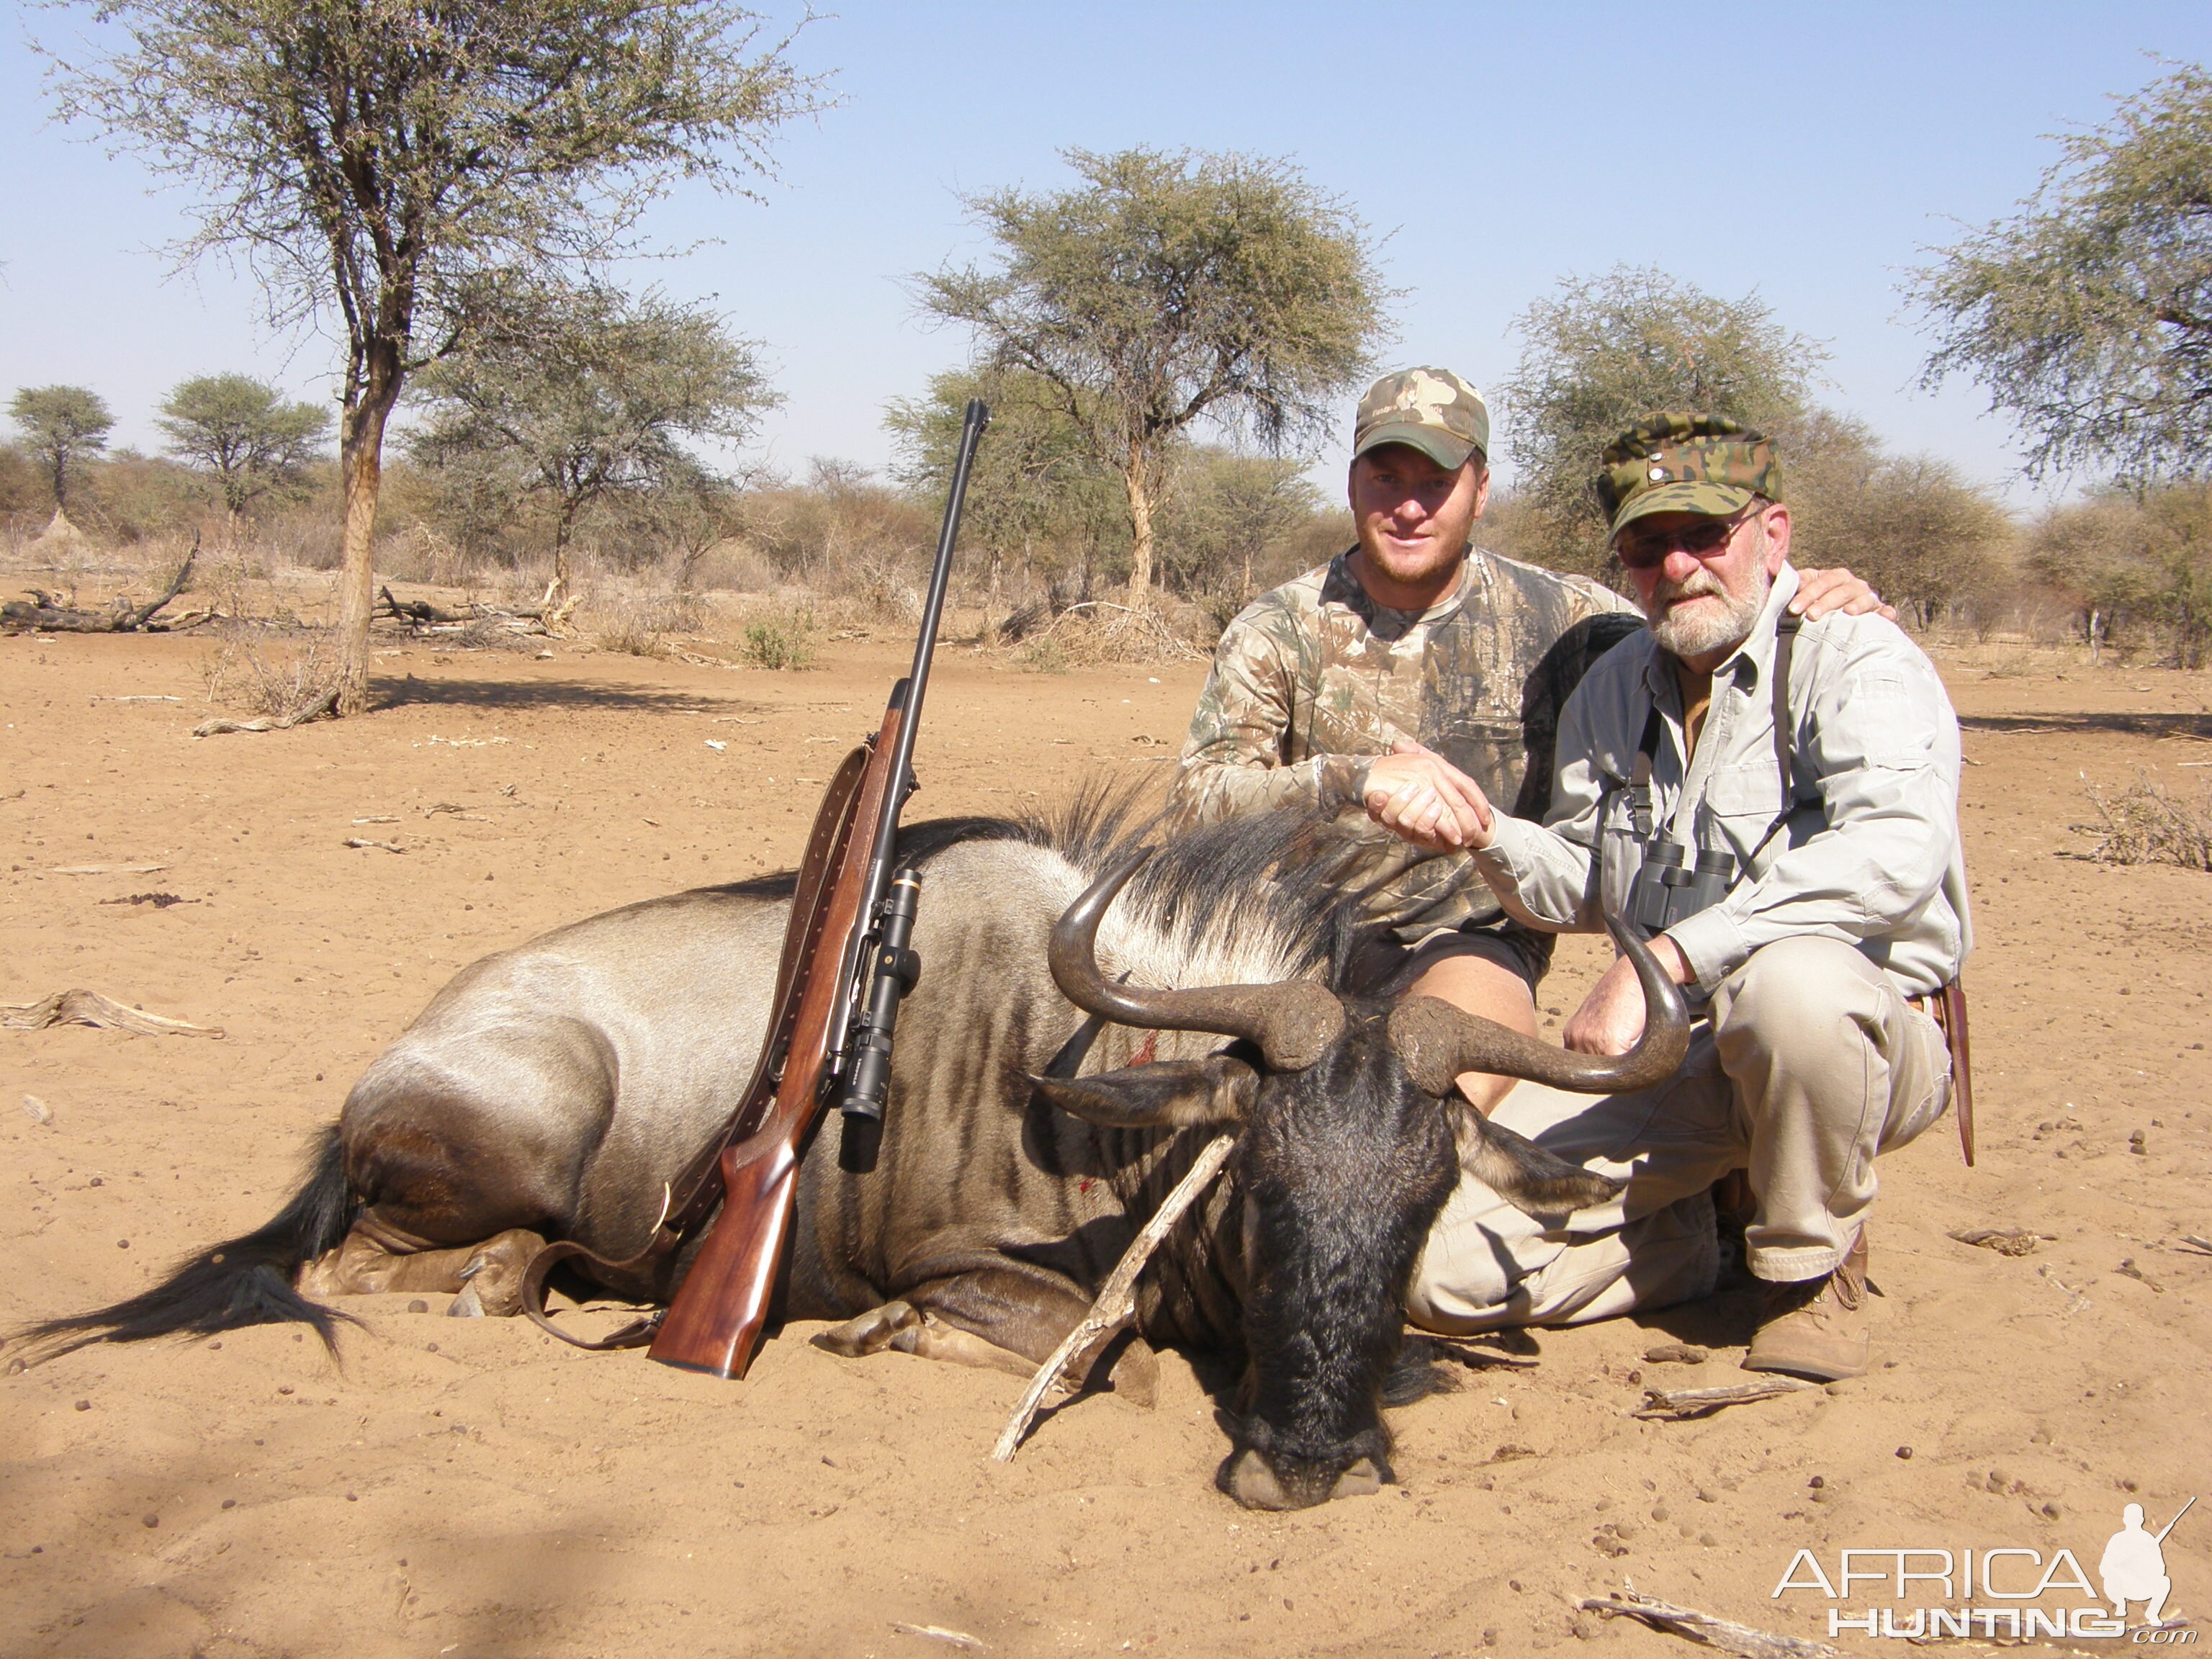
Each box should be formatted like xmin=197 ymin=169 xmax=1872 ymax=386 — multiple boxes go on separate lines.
xmin=1171 ymin=369 xmax=1887 ymax=1112
xmin=1400 ymin=413 xmax=1972 ymax=1380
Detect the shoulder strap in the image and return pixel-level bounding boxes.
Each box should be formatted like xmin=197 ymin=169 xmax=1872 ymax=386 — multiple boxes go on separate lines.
xmin=1749 ymin=616 xmax=1802 ymax=858
xmin=1629 ymin=705 xmax=1663 ymax=838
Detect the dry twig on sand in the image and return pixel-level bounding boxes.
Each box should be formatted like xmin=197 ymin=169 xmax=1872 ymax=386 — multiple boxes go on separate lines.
xmin=1948 ymin=1227 xmax=2056 ymax=1256
xmin=1632 ymin=1378 xmax=1813 ymax=1420
xmin=888 ymin=1622 xmax=984 ymax=1651
xmin=1580 ymin=1583 xmax=1840 ymax=1658
xmin=2 ymin=989 xmax=223 ymax=1039
xmin=993 ymin=1133 xmax=1234 ymax=1462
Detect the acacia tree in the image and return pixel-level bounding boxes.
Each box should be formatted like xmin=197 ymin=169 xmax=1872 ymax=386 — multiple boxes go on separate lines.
xmin=8 ymin=385 xmax=114 ymax=513
xmin=1156 ymin=447 xmax=1321 ymax=601
xmin=914 ymin=148 xmax=1386 ymax=608
xmin=2029 ymin=485 xmax=2212 ymax=667
xmin=50 ymin=0 xmax=821 ymax=714
xmin=408 ymin=281 xmax=773 ymax=603
xmin=885 ymin=366 xmax=1122 ymax=601
xmin=1501 ymin=266 xmax=1826 ymax=575
xmin=1911 ymin=64 xmax=2212 ymax=483
xmin=1786 ymin=413 xmax=2014 ymax=629
xmin=156 ymin=374 xmax=331 ymax=516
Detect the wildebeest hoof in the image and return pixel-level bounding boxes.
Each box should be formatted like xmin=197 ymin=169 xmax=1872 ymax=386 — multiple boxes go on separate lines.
xmin=811 ymin=1300 xmax=921 ymax=1357
xmin=446 ymin=1282 xmax=487 ymax=1318
xmin=1106 ymin=1335 xmax=1159 ymax=1409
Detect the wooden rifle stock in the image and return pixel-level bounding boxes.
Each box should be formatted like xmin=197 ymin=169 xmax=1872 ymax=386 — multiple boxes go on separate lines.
xmin=649 ymin=698 xmax=903 ymax=1378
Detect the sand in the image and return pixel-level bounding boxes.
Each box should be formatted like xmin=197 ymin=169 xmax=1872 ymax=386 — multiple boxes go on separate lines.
xmin=2 ymin=606 xmax=2208 ymax=1658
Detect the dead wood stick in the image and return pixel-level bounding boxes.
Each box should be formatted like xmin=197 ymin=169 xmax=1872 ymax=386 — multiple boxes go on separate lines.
xmin=992 ymin=1131 xmax=1233 ymax=1463
xmin=1581 ymin=1583 xmax=1839 ymax=1658
xmin=122 ymin=532 xmax=199 ymax=630
xmin=1632 ymin=1377 xmax=1813 ymax=1420
xmin=192 ymin=686 xmax=338 ymax=738
xmin=1 ymin=989 xmax=224 ymax=1039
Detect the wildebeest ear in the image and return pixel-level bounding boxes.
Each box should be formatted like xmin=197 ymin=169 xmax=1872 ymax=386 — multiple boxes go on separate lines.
xmin=1460 ymin=1113 xmax=1623 ymax=1221
xmin=1030 ymin=1055 xmax=1258 ymax=1130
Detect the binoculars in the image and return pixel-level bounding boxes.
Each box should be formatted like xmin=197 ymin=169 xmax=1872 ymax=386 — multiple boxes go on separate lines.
xmin=1627 ymin=842 xmax=1735 ymax=933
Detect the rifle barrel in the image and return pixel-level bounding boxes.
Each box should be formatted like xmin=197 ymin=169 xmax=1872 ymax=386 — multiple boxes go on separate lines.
xmin=867 ymin=398 xmax=989 ymax=881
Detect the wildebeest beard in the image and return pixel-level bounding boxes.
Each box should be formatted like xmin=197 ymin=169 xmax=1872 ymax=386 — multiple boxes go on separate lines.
xmin=1225 ymin=1008 xmax=1462 ymax=1508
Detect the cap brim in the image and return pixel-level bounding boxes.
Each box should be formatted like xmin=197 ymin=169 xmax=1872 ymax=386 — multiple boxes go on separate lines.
xmin=1609 ymin=481 xmax=1754 ymax=536
xmin=1353 ymin=423 xmax=1479 ymax=472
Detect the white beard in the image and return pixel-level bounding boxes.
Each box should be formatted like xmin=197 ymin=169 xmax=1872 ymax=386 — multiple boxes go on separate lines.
xmin=1650 ymin=563 xmax=1771 ymax=660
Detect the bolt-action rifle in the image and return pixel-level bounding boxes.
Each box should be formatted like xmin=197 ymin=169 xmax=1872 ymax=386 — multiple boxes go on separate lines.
xmin=519 ymin=400 xmax=989 ymax=1380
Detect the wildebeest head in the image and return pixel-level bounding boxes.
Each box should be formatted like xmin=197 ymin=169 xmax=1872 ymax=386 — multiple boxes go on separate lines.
xmin=1032 ymin=848 xmax=1689 ymax=1511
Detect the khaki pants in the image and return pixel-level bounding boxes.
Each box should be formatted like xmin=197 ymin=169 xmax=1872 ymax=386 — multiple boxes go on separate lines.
xmin=1407 ymin=936 xmax=1951 ymax=1334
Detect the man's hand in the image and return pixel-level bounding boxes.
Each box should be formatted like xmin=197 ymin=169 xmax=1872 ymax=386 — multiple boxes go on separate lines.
xmin=1562 ymin=933 xmax=1694 ymax=1056
xmin=1362 ymin=739 xmax=1494 ymax=852
xmin=1791 ymin=567 xmax=1898 ymax=622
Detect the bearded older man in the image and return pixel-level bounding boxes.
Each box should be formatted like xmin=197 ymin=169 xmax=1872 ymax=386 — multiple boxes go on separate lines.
xmin=1389 ymin=413 xmax=1972 ymax=1380
xmin=1172 ymin=371 xmax=1889 ymax=1115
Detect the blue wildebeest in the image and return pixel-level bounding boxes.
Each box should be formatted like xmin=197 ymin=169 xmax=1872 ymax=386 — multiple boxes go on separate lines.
xmin=19 ymin=802 xmax=1683 ymax=1509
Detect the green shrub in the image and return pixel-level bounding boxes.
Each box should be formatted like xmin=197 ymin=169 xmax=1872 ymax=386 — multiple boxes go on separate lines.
xmin=739 ymin=606 xmax=819 ymax=670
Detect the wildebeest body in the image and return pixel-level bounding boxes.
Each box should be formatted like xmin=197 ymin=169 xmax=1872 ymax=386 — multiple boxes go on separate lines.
xmin=24 ymin=803 xmax=1682 ymax=1509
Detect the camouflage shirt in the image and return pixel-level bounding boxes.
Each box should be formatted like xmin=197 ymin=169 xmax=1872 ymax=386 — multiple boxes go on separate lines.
xmin=1170 ymin=547 xmax=1641 ymax=952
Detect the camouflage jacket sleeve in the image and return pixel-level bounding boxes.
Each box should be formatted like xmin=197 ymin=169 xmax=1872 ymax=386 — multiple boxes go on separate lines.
xmin=1169 ymin=602 xmax=1364 ymax=827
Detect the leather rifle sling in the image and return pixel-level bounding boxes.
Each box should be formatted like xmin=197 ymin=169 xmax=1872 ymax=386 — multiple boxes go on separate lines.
xmin=519 ymin=742 xmax=873 ymax=1349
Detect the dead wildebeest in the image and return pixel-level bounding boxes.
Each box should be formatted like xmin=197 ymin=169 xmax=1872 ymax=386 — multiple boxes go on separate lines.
xmin=17 ymin=801 xmax=1684 ymax=1509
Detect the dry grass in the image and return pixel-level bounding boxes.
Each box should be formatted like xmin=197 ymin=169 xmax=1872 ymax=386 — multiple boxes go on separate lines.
xmin=2074 ymin=770 xmax=2212 ymax=872
xmin=199 ymin=625 xmax=339 ymax=721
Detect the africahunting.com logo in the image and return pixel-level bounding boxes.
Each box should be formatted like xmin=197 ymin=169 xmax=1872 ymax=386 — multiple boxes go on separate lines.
xmin=1771 ymin=1499 xmax=2195 ymax=1642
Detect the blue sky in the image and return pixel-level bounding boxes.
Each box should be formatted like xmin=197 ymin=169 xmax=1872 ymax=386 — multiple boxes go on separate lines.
xmin=4 ymin=2 xmax=2208 ymax=505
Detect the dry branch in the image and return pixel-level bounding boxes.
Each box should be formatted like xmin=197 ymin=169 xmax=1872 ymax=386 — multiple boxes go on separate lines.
xmin=192 ymin=686 xmax=338 ymax=738
xmin=1580 ymin=1584 xmax=1840 ymax=1658
xmin=993 ymin=1132 xmax=1234 ymax=1462
xmin=1632 ymin=1377 xmax=1813 ymax=1420
xmin=2 ymin=989 xmax=224 ymax=1039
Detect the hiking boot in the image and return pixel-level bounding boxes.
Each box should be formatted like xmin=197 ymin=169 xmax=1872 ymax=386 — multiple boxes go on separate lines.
xmin=1743 ymin=1231 xmax=1870 ymax=1382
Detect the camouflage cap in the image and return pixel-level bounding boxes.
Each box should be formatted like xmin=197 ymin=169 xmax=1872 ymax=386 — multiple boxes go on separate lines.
xmin=1596 ymin=412 xmax=1783 ymax=536
xmin=1353 ymin=367 xmax=1491 ymax=472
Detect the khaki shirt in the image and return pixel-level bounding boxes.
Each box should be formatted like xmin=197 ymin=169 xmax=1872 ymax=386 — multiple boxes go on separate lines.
xmin=1171 ymin=548 xmax=1640 ymax=945
xmin=1473 ymin=565 xmax=1973 ymax=997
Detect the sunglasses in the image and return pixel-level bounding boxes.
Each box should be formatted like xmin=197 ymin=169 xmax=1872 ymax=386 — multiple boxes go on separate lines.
xmin=1613 ymin=508 xmax=1756 ymax=570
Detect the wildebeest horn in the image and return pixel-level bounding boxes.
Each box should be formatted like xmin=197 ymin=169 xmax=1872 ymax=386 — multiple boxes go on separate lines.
xmin=1049 ymin=848 xmax=1346 ymax=1071
xmin=1388 ymin=917 xmax=1691 ymax=1097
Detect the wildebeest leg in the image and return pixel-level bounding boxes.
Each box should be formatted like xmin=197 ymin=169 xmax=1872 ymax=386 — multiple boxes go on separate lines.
xmin=297 ymin=1215 xmax=547 ymax=1317
xmin=812 ymin=1269 xmax=1159 ymax=1405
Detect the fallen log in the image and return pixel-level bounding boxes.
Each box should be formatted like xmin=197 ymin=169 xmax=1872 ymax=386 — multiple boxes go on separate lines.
xmin=0 ymin=536 xmax=199 ymax=635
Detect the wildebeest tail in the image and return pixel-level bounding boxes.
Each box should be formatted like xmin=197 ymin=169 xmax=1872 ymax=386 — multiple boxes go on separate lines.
xmin=9 ymin=1125 xmax=359 ymax=1367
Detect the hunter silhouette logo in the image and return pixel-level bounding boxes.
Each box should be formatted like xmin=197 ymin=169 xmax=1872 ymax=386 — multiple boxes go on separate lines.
xmin=1770 ymin=1496 xmax=2197 ymax=1641
xmin=2103 ymin=1499 xmax=2193 ymax=1627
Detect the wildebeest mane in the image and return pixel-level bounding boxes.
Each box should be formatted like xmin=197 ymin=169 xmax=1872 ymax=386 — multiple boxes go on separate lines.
xmin=871 ymin=782 xmax=1395 ymax=999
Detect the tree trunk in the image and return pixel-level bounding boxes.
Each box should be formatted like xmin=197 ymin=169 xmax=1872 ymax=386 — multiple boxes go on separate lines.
xmin=333 ymin=372 xmax=400 ymax=718
xmin=1123 ymin=444 xmax=1154 ymax=611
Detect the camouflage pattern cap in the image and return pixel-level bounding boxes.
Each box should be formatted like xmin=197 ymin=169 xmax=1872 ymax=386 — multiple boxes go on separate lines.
xmin=1596 ymin=412 xmax=1784 ymax=536
xmin=1353 ymin=367 xmax=1491 ymax=472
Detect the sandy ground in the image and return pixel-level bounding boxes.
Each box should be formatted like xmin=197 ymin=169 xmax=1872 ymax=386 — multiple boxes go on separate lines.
xmin=1 ymin=593 xmax=2208 ymax=1659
